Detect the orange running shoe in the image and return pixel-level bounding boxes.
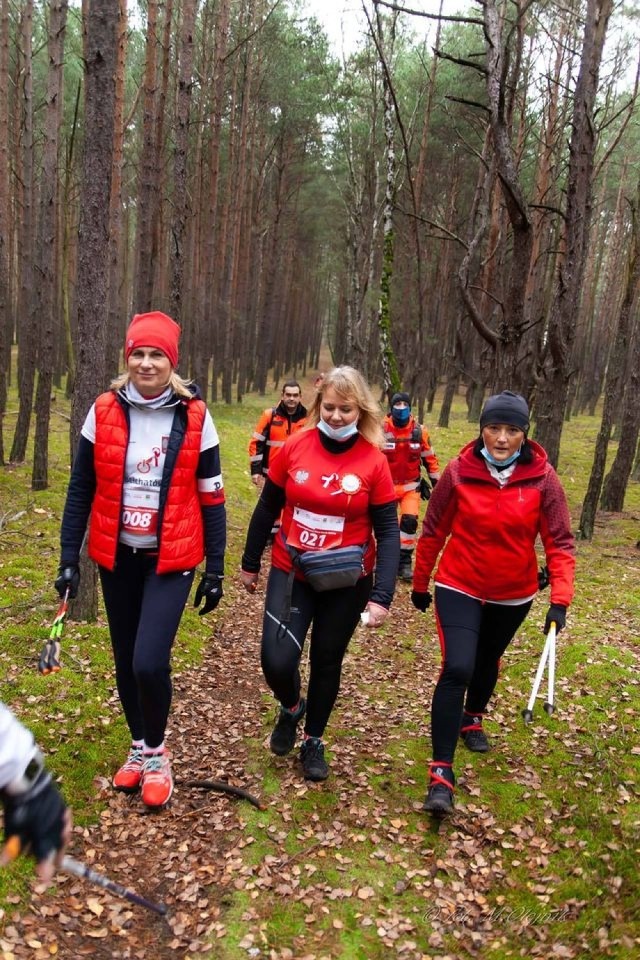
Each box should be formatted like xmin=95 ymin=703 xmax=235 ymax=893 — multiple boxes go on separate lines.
xmin=113 ymin=745 xmax=144 ymax=792
xmin=141 ymin=750 xmax=173 ymax=808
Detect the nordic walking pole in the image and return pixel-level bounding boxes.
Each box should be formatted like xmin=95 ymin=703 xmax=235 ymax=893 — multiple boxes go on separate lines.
xmin=521 ymin=622 xmax=556 ymax=723
xmin=543 ymin=623 xmax=556 ymax=715
xmin=60 ymin=855 xmax=168 ymax=915
xmin=3 ymin=836 xmax=167 ymax=916
xmin=38 ymin=588 xmax=70 ymax=675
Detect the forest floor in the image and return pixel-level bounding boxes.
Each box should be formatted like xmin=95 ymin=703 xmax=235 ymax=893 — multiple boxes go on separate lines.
xmin=1 ymin=389 xmax=639 ymax=960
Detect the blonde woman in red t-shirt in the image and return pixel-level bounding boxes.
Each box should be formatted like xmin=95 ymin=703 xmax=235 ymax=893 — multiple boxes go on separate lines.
xmin=241 ymin=367 xmax=400 ymax=781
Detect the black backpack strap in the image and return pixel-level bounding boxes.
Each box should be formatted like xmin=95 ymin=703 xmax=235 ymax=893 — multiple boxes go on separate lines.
xmin=279 ymin=539 xmax=301 ymax=624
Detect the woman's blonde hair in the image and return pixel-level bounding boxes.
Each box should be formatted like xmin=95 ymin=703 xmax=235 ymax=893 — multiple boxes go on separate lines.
xmin=306 ymin=365 xmax=385 ymax=448
xmin=110 ymin=369 xmax=193 ymax=398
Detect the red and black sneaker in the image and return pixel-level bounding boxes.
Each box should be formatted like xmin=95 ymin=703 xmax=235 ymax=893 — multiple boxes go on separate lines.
xmin=423 ymin=762 xmax=455 ymax=816
xmin=460 ymin=711 xmax=491 ymax=752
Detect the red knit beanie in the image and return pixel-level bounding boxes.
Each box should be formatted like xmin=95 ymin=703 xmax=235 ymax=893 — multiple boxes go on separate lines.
xmin=124 ymin=311 xmax=181 ymax=368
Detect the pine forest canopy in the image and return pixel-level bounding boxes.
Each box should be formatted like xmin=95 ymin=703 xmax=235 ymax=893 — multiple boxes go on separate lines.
xmin=0 ymin=0 xmax=638 ymax=513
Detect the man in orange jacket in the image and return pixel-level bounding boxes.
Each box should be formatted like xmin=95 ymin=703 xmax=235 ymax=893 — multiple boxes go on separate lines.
xmin=249 ymin=381 xmax=308 ymax=487
xmin=382 ymin=392 xmax=440 ymax=581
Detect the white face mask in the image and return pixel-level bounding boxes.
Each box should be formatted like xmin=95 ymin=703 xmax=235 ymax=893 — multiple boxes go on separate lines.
xmin=480 ymin=445 xmax=522 ymax=467
xmin=317 ymin=419 xmax=359 ymax=442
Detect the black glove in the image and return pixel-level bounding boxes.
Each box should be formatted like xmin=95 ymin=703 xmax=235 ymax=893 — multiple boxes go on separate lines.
xmin=54 ymin=565 xmax=80 ymax=599
xmin=411 ymin=590 xmax=432 ymax=612
xmin=538 ymin=565 xmax=550 ymax=590
xmin=419 ymin=478 xmax=431 ymax=501
xmin=2 ymin=761 xmax=67 ymax=865
xmin=544 ymin=603 xmax=566 ymax=634
xmin=194 ymin=574 xmax=224 ymax=616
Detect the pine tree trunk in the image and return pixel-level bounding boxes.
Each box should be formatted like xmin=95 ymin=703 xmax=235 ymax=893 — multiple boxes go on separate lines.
xmin=10 ymin=0 xmax=35 ymax=463
xmin=579 ymin=179 xmax=640 ymax=538
xmin=169 ymin=0 xmax=196 ymax=325
xmin=0 ymin=0 xmax=10 ymax=464
xmin=32 ymin=0 xmax=68 ymax=491
xmin=534 ymin=0 xmax=614 ymax=466
xmin=133 ymin=0 xmax=158 ymax=312
xmin=106 ymin=0 xmax=128 ymax=379
xmin=72 ymin=0 xmax=119 ymax=622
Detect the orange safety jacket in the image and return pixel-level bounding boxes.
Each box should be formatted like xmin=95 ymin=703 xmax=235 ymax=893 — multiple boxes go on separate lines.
xmin=249 ymin=400 xmax=307 ymax=478
xmin=382 ymin=415 xmax=440 ymax=490
xmin=89 ymin=392 xmax=208 ymax=574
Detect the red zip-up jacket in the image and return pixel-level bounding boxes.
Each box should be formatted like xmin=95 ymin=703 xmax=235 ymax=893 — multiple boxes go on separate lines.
xmin=413 ymin=440 xmax=575 ymax=605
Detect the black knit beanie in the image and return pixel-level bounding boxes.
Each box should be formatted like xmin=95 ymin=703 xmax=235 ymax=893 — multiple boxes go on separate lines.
xmin=479 ymin=391 xmax=530 ymax=433
xmin=390 ymin=391 xmax=411 ymax=408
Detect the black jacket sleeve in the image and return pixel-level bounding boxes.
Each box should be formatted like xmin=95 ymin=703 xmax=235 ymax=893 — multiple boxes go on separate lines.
xmin=241 ymin=479 xmax=286 ymax=572
xmin=202 ymin=503 xmax=226 ymax=577
xmin=369 ymin=501 xmax=400 ymax=609
xmin=60 ymin=435 xmax=96 ymax=567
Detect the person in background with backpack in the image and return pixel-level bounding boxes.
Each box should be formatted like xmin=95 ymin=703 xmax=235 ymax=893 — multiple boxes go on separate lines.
xmin=240 ymin=366 xmax=399 ymax=783
xmin=382 ymin=392 xmax=440 ymax=581
xmin=411 ymin=391 xmax=575 ymax=816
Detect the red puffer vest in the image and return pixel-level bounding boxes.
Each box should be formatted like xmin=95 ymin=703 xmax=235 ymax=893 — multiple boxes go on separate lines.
xmin=89 ymin=392 xmax=206 ymax=573
xmin=382 ymin=415 xmax=422 ymax=484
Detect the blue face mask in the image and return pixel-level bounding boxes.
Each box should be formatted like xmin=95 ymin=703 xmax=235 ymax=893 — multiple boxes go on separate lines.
xmin=391 ymin=407 xmax=410 ymax=427
xmin=480 ymin=445 xmax=522 ymax=468
xmin=318 ymin=419 xmax=359 ymax=442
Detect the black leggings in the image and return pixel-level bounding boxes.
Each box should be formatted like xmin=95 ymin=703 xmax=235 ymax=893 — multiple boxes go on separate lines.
xmin=431 ymin=586 xmax=532 ymax=764
xmin=261 ymin=566 xmax=372 ymax=738
xmin=99 ymin=546 xmax=195 ymax=749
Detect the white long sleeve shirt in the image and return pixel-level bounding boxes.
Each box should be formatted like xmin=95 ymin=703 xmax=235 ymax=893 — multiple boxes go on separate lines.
xmin=0 ymin=702 xmax=37 ymax=790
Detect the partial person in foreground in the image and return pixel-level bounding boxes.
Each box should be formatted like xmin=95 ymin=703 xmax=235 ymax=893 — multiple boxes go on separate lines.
xmin=0 ymin=701 xmax=71 ymax=882
xmin=411 ymin=391 xmax=575 ymax=815
xmin=56 ymin=311 xmax=226 ymax=809
xmin=241 ymin=366 xmax=400 ymax=782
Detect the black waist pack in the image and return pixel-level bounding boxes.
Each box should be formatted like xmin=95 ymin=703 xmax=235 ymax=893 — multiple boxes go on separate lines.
xmin=293 ymin=544 xmax=366 ymax=592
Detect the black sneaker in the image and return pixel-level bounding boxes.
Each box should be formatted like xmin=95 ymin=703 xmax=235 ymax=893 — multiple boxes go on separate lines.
xmin=300 ymin=737 xmax=329 ymax=781
xmin=423 ymin=764 xmax=455 ymax=816
xmin=270 ymin=698 xmax=306 ymax=756
xmin=398 ymin=551 xmax=413 ymax=581
xmin=461 ymin=728 xmax=490 ymax=752
xmin=460 ymin=713 xmax=491 ymax=752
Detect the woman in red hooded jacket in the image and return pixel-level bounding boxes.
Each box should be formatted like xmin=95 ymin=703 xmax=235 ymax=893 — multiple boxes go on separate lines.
xmin=412 ymin=391 xmax=575 ymax=816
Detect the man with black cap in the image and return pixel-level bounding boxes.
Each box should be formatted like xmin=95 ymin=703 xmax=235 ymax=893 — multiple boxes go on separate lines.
xmin=382 ymin=392 xmax=440 ymax=580
xmin=411 ymin=390 xmax=575 ymax=816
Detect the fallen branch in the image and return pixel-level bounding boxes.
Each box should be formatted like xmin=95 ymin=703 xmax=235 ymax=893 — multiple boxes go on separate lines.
xmin=179 ymin=779 xmax=265 ymax=810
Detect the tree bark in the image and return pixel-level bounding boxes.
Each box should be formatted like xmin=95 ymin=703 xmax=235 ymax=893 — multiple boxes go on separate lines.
xmin=579 ymin=179 xmax=640 ymax=537
xmin=534 ymin=0 xmax=614 ymax=466
xmin=133 ymin=0 xmax=159 ymax=312
xmin=32 ymin=0 xmax=68 ymax=490
xmin=72 ymin=0 xmax=119 ymax=621
xmin=0 ymin=0 xmax=10 ymax=464
xmin=10 ymin=0 xmax=35 ymax=463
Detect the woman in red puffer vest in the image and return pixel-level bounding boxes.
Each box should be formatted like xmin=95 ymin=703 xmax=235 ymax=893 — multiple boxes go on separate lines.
xmin=55 ymin=312 xmax=226 ymax=810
